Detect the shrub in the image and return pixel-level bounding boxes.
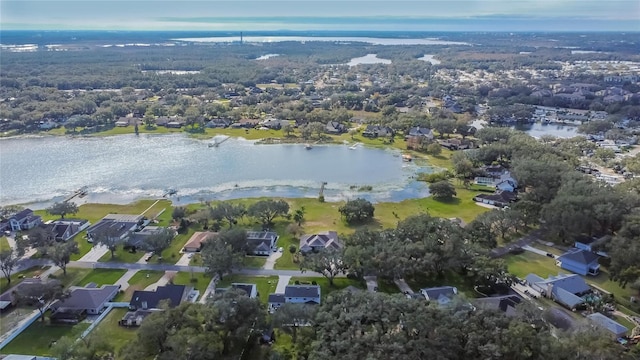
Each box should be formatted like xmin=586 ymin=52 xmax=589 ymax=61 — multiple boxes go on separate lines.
xmin=417 ymin=171 xmax=453 ymax=183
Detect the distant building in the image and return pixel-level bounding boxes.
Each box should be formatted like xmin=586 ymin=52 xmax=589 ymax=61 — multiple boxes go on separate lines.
xmin=299 ymin=231 xmax=342 ymax=254
xmin=0 ymin=209 xmax=42 ymax=232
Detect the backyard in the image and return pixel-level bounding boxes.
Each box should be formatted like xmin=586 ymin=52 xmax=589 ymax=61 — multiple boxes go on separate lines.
xmin=1 ymin=320 xmax=89 ymax=356
xmin=289 ymin=277 xmax=366 ymax=299
xmin=91 ymin=308 xmax=138 ymax=354
xmin=217 ymin=275 xmax=279 ymax=304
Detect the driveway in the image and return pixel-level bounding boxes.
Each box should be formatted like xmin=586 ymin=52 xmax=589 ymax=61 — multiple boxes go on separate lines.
xmin=144 ymin=271 xmax=176 ymax=291
xmin=263 ymin=251 xmax=283 ymax=270
xmin=364 ymin=276 xmax=378 ymax=292
xmin=490 ymin=229 xmax=543 ymax=258
xmin=276 ymin=275 xmax=291 ymax=293
xmin=78 ymin=244 xmax=109 ymax=262
xmin=174 ymin=253 xmax=192 ymax=266
xmin=114 ymin=269 xmax=139 ymax=291
xmin=394 ymin=279 xmax=414 ymax=294
xmin=523 ymin=245 xmax=557 ymax=259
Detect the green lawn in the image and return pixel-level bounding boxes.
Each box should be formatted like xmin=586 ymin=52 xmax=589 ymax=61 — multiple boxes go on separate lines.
xmin=0 ymin=266 xmax=50 ymax=293
xmin=76 ymin=269 xmax=127 ymax=287
xmin=289 ymin=277 xmax=365 ymax=299
xmin=99 ymin=247 xmax=146 ymax=263
xmin=72 ymin=231 xmax=93 ymax=260
xmin=50 ymin=268 xmax=92 ymax=288
xmin=172 ymin=271 xmax=213 ymax=294
xmin=1 ymin=320 xmax=90 ymax=356
xmin=151 ymin=226 xmax=195 ymax=264
xmin=505 ymin=251 xmax=567 ymax=279
xmin=92 ymin=308 xmax=138 ymax=355
xmin=114 ymin=270 xmax=165 ymax=301
xmin=217 ymin=275 xmax=279 ymax=304
xmin=506 ymin=251 xmax=640 ymax=315
xmin=405 ymin=271 xmax=477 ymax=299
xmin=34 ymin=200 xmax=171 ymax=225
xmin=0 ymin=236 xmax=10 ymax=252
xmin=243 ymin=256 xmax=267 ymax=268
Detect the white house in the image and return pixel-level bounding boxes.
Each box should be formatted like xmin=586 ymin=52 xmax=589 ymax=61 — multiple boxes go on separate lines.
xmin=6 ymin=209 xmax=42 ymax=231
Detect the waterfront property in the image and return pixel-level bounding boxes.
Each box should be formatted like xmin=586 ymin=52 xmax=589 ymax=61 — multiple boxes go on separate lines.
xmin=299 ymin=231 xmax=342 ymax=254
xmin=43 ymin=219 xmax=91 ymax=242
xmin=246 ymin=231 xmax=279 ymax=256
xmin=182 ymin=231 xmax=216 ymax=252
xmin=86 ymin=214 xmax=144 ymax=243
xmin=0 ymin=209 xmax=42 ymax=232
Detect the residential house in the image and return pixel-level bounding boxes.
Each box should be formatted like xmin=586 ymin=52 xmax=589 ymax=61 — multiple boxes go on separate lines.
xmin=86 ymin=214 xmax=144 ymax=243
xmin=362 ymin=125 xmax=394 ymax=138
xmin=556 ymin=248 xmax=600 ymax=276
xmin=129 ymin=284 xmax=193 ymax=311
xmin=474 ymin=295 xmax=522 ymax=316
xmin=587 ymin=312 xmax=629 ymax=338
xmin=50 ymin=283 xmax=120 ymax=323
xmin=473 ymin=190 xmax=517 ymax=208
xmin=115 ymin=118 xmax=130 ymax=127
xmin=217 ymin=283 xmax=258 ymax=299
xmin=183 ymin=231 xmax=217 ymax=252
xmin=407 ymin=126 xmax=434 ymax=140
xmin=525 ymin=273 xmax=590 ymax=309
xmin=205 ymin=118 xmax=231 ymax=128
xmin=420 ymin=286 xmax=458 ymax=306
xmin=166 ymin=121 xmax=183 ymax=128
xmin=496 ymin=179 xmax=517 ymax=193
xmin=574 ymin=235 xmax=609 ymax=254
xmin=284 ymin=285 xmax=321 ymax=304
xmin=438 ymin=138 xmax=473 ymax=150
xmin=119 ymin=309 xmax=160 ymax=327
xmin=262 ymin=119 xmax=290 ymax=130
xmin=43 ymin=219 xmax=91 ymax=242
xmin=246 ymin=231 xmax=279 ymax=256
xmin=0 ymin=278 xmax=49 ymax=313
xmin=299 ymin=231 xmax=342 ymax=254
xmin=125 ymin=226 xmax=172 ymax=250
xmin=3 ymin=209 xmax=42 ymax=232
xmin=325 ymin=121 xmax=346 ymax=134
xmin=268 ymin=294 xmax=286 ymax=313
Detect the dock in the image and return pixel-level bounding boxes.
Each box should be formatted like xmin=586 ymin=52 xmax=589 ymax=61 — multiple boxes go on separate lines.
xmin=208 ymin=136 xmax=230 ymax=147
xmin=319 ymin=181 xmax=327 ymax=198
xmin=64 ymin=186 xmax=88 ymax=202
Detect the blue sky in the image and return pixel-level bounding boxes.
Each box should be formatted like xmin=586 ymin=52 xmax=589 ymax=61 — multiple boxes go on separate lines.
xmin=1 ymin=0 xmax=639 ymax=31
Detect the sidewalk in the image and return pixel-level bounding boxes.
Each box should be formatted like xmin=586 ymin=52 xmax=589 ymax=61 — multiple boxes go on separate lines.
xmin=394 ymin=279 xmax=414 ymax=294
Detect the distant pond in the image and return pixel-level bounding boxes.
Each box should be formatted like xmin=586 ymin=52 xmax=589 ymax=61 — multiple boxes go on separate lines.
xmin=513 ymin=122 xmax=580 ymax=138
xmin=0 ymin=134 xmax=435 ymax=208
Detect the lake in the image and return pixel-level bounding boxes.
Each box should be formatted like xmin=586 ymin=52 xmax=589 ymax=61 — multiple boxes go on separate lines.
xmin=174 ymin=36 xmax=470 ymax=46
xmin=0 ymin=134 xmax=433 ymax=208
xmin=513 ymin=123 xmax=580 ymax=138
xmin=347 ymin=54 xmax=392 ymax=66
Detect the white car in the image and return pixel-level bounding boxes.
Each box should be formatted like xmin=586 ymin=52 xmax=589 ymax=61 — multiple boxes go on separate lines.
xmin=278 ymin=247 xmax=284 ymax=253
xmin=188 ymin=253 xmax=194 ymax=259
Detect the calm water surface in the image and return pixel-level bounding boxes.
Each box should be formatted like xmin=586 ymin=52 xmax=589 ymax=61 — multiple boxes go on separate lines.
xmin=514 ymin=123 xmax=580 ymax=138
xmin=0 ymin=134 xmax=432 ymax=207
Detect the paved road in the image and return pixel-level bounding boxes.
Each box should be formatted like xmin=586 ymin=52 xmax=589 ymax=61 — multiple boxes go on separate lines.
xmin=490 ymin=229 xmax=544 ymax=258
xmin=523 ymin=245 xmax=557 ymax=259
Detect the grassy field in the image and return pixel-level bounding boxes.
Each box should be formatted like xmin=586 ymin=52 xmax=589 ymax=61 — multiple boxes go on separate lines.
xmin=172 ymin=271 xmax=213 ymax=294
xmin=76 ymin=269 xmax=127 ymax=287
xmin=92 ymin=308 xmax=138 ymax=355
xmin=114 ymin=270 xmax=165 ymax=301
xmin=217 ymin=275 xmax=279 ymax=304
xmin=289 ymin=277 xmax=365 ymax=299
xmin=99 ymin=247 xmax=146 ymax=263
xmin=0 ymin=266 xmax=50 ymax=293
xmin=1 ymin=320 xmax=90 ymax=356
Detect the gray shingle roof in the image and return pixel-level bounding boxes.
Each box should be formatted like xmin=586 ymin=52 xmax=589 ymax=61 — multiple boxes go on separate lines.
xmin=420 ymin=286 xmax=457 ymax=301
xmin=530 ymin=273 xmax=590 ymax=295
xmin=552 ymin=286 xmax=585 ymax=308
xmin=587 ymin=312 xmax=629 ymax=336
xmin=284 ymin=285 xmax=320 ymax=298
xmin=51 ymin=284 xmax=120 ymax=311
xmin=558 ymin=249 xmax=600 ymax=265
xmin=268 ymin=294 xmax=285 ymax=303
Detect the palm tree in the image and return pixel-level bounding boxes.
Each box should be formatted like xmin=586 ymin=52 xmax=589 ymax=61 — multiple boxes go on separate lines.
xmin=293 ymin=207 xmax=306 ymax=226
